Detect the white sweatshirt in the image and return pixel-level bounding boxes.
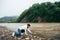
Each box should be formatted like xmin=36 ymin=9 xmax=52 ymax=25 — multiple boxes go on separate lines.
xmin=12 ymin=24 xmax=32 ymax=36
xmin=19 ymin=25 xmax=32 ymax=35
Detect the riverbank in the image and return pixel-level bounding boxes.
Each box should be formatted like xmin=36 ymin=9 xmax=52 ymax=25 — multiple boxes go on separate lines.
xmin=0 ymin=26 xmax=46 ymax=40
xmin=0 ymin=23 xmax=60 ymax=40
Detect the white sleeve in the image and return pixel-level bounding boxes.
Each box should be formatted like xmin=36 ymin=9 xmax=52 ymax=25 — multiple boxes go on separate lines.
xmin=27 ymin=29 xmax=32 ymax=34
xmin=12 ymin=32 xmax=15 ymax=36
xmin=25 ymin=29 xmax=27 ymax=35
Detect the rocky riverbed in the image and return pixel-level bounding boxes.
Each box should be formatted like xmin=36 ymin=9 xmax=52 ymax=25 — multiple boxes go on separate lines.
xmin=0 ymin=26 xmax=49 ymax=40
xmin=0 ymin=25 xmax=60 ymax=40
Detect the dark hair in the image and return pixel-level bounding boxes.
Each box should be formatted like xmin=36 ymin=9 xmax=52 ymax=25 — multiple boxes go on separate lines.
xmin=27 ymin=24 xmax=31 ymax=26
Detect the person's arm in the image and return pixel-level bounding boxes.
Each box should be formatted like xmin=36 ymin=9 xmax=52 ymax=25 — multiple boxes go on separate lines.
xmin=27 ymin=29 xmax=32 ymax=34
xmin=25 ymin=29 xmax=28 ymax=35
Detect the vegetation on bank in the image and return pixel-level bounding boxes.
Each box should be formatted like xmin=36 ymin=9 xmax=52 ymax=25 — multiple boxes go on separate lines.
xmin=16 ymin=2 xmax=60 ymax=23
xmin=0 ymin=16 xmax=18 ymax=23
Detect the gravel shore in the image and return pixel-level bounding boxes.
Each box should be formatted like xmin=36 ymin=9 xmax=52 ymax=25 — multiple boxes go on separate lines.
xmin=0 ymin=26 xmax=60 ymax=40
xmin=0 ymin=26 xmax=48 ymax=40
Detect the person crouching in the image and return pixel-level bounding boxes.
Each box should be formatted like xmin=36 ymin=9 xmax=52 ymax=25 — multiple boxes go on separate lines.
xmin=12 ymin=24 xmax=32 ymax=37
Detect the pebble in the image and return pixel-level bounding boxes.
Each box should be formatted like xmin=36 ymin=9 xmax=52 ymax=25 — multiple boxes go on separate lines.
xmin=31 ymin=39 xmax=34 ymax=40
xmin=18 ymin=38 xmax=21 ymax=40
xmin=34 ymin=36 xmax=36 ymax=38
xmin=25 ymin=38 xmax=30 ymax=40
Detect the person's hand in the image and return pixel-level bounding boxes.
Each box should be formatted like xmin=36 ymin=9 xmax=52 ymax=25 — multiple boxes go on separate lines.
xmin=25 ymin=34 xmax=28 ymax=35
xmin=30 ymin=32 xmax=33 ymax=35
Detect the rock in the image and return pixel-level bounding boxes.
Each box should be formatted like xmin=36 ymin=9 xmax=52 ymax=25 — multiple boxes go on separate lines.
xmin=31 ymin=38 xmax=34 ymax=40
xmin=34 ymin=36 xmax=36 ymax=38
xmin=39 ymin=38 xmax=41 ymax=40
xmin=18 ymin=38 xmax=21 ymax=40
xmin=25 ymin=38 xmax=30 ymax=40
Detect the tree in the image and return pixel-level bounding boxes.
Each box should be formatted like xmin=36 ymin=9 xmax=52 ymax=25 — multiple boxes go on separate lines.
xmin=16 ymin=2 xmax=60 ymax=23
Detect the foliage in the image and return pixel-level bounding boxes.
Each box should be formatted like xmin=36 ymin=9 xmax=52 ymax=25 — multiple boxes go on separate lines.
xmin=16 ymin=1 xmax=60 ymax=23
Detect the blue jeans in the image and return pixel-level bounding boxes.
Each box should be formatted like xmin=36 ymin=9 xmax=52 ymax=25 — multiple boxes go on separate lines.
xmin=15 ymin=29 xmax=22 ymax=37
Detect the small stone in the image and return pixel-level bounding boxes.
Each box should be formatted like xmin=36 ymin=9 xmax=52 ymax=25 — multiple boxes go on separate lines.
xmin=1 ymin=34 xmax=5 ymax=37
xmin=34 ymin=36 xmax=36 ymax=38
xmin=39 ymin=37 xmax=42 ymax=40
xmin=18 ymin=38 xmax=21 ymax=40
xmin=25 ymin=38 xmax=30 ymax=40
xmin=37 ymin=37 xmax=39 ymax=38
xmin=29 ymin=35 xmax=32 ymax=37
xmin=31 ymin=38 xmax=34 ymax=40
